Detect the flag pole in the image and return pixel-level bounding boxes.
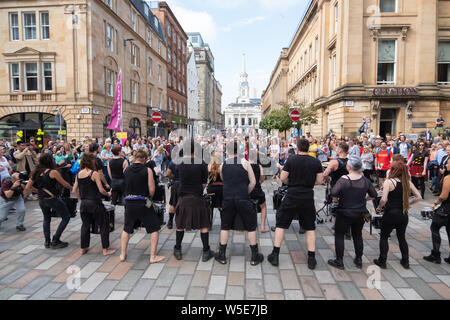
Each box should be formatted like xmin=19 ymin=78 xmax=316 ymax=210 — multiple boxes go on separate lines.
xmin=120 ymin=68 xmax=123 ymax=132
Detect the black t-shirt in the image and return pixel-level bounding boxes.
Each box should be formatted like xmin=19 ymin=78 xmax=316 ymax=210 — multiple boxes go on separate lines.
xmin=168 ymin=160 xmax=179 ymax=181
xmin=178 ymin=158 xmax=208 ymax=197
xmin=95 ymin=157 xmax=103 ymax=172
xmin=411 ymin=151 xmax=429 ymax=166
xmin=331 ymin=176 xmax=377 ymax=216
xmin=282 ymin=154 xmax=323 ymax=198
xmin=145 ymin=160 xmax=159 ymax=184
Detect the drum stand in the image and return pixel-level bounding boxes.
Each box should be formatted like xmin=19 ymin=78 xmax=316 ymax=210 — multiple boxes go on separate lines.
xmin=316 ymin=184 xmax=332 ymax=223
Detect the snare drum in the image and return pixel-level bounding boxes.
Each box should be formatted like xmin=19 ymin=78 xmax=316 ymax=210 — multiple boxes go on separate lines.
xmin=91 ymin=204 xmax=115 ymax=234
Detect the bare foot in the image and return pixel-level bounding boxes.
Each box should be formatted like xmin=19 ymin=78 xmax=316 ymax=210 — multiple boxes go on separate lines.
xmin=260 ymin=228 xmax=270 ymax=233
xmin=80 ymin=248 xmax=89 ymax=255
xmin=103 ymin=248 xmax=116 ymax=256
xmin=120 ymin=253 xmax=126 ymax=262
xmin=150 ymin=255 xmax=165 ymax=264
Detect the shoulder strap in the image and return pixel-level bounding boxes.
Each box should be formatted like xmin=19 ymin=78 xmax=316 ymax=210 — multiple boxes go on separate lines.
xmin=345 ymin=175 xmax=352 ymax=187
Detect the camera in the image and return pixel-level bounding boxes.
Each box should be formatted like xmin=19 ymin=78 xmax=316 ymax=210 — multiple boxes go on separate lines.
xmin=18 ymin=171 xmax=29 ymax=186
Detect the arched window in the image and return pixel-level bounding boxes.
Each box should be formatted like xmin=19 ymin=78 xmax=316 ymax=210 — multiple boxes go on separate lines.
xmin=129 ymin=117 xmax=141 ymax=136
xmin=103 ymin=115 xmax=113 ymax=139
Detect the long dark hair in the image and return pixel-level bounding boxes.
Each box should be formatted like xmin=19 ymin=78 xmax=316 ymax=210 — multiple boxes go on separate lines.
xmin=388 ymin=161 xmax=411 ymax=214
xmin=31 ymin=153 xmax=56 ymax=181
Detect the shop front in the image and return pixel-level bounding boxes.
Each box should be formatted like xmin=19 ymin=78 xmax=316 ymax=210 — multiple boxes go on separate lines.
xmin=0 ymin=112 xmax=66 ymax=143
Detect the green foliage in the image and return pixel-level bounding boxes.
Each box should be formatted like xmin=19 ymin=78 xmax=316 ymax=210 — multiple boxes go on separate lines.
xmin=260 ymin=101 xmax=319 ymax=133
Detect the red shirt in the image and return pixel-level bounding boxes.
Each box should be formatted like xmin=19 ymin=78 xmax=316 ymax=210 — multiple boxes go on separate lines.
xmin=375 ymin=149 xmax=392 ymax=171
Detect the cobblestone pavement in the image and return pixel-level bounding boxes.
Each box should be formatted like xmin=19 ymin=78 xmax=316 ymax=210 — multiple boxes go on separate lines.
xmin=0 ymin=180 xmax=449 ymax=300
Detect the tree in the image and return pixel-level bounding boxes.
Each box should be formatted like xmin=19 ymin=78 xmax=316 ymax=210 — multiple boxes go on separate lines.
xmin=259 ymin=101 xmax=319 ymax=137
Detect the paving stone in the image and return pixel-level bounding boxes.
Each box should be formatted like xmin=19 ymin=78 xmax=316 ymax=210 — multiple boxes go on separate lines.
xmin=35 ymin=257 xmax=64 ymax=270
xmin=187 ymin=287 xmax=206 ymax=300
xmin=387 ymin=261 xmax=418 ymax=278
xmin=0 ymin=268 xmax=29 ymax=285
xmin=284 ymin=289 xmax=305 ymax=300
xmin=410 ymin=265 xmax=441 ymax=283
xmin=378 ymin=281 xmax=404 ymax=300
xmin=337 ymin=282 xmax=364 ymax=300
xmin=179 ymin=261 xmax=197 ymax=275
xmin=437 ymin=275 xmax=450 ymax=287
xmin=314 ymin=270 xmax=336 ymax=284
xmin=107 ymin=262 xmax=133 ymax=280
xmin=280 ymin=270 xmax=300 ymax=289
xmin=397 ymin=288 xmax=423 ymax=300
xmin=17 ymin=245 xmax=42 ymax=255
xmin=266 ymin=293 xmax=285 ymax=300
xmin=129 ymin=232 xmax=146 ymax=244
xmin=146 ymin=286 xmax=169 ymax=300
xmin=51 ymin=283 xmax=76 ymax=298
xmin=182 ymin=232 xmax=196 ymax=244
xmin=191 ymin=270 xmax=211 ymax=287
xmin=428 ymin=283 xmax=450 ymax=299
xmin=107 ymin=290 xmax=129 ymax=300
xmin=229 ymin=255 xmax=245 ymax=272
xmin=379 ymin=269 xmax=409 ymax=288
xmin=263 ymin=274 xmax=283 ymax=293
xmin=321 ymin=284 xmax=345 ymax=300
xmin=142 ymin=262 xmax=165 ymax=279
xmin=212 ymin=260 xmax=229 ymax=275
xmin=208 ymin=275 xmax=227 ymax=295
xmin=76 ymin=272 xmax=108 ymax=293
xmin=196 ymin=255 xmax=214 ymax=271
xmin=228 ymin=272 xmax=245 ymax=286
xmin=246 ymin=261 xmax=262 ymax=279
xmin=8 ymin=294 xmax=29 ymax=300
xmin=127 ymin=279 xmax=154 ymax=300
xmin=0 ymin=288 xmax=18 ymax=300
xmin=359 ymin=288 xmax=384 ymax=300
xmin=115 ymin=270 xmax=144 ymax=291
xmin=154 ymin=267 xmax=178 ymax=287
xmin=18 ymin=275 xmax=53 ymax=295
xmin=226 ymin=285 xmax=244 ymax=300
xmin=405 ymin=278 xmax=443 ymax=300
xmin=29 ymin=282 xmax=62 ymax=300
xmin=295 ymin=264 xmax=314 ymax=276
xmin=299 ymin=276 xmax=323 ymax=298
xmin=169 ymin=275 xmax=192 ymax=296
xmin=79 ymin=262 xmax=102 ymax=279
xmin=245 ymin=279 xmax=264 ymax=299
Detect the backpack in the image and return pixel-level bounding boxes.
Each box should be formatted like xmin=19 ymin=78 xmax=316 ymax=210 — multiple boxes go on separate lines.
xmin=70 ymin=159 xmax=81 ymax=175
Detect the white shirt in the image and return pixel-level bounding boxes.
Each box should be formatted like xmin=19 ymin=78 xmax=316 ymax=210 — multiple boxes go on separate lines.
xmin=0 ymin=156 xmax=11 ymax=182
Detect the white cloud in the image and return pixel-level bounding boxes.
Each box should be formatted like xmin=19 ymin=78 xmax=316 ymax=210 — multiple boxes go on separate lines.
xmin=170 ymin=5 xmax=217 ymax=42
xmin=221 ymin=16 xmax=266 ymax=32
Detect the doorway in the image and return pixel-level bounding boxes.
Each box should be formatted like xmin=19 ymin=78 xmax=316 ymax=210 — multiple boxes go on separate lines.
xmin=379 ymin=108 xmax=397 ymax=138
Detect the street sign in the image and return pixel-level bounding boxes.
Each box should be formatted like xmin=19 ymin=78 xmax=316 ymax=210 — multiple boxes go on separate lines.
xmin=81 ymin=108 xmax=90 ymax=114
xmin=290 ymin=110 xmax=301 ymax=122
xmin=152 ymin=112 xmax=162 ymax=123
xmin=58 ymin=130 xmax=67 ymax=135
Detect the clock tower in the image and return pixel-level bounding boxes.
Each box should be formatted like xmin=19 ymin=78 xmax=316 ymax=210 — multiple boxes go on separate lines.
xmin=237 ymin=53 xmax=250 ymax=103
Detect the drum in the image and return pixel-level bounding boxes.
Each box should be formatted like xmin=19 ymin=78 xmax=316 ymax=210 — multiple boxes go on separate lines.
xmin=372 ymin=215 xmax=383 ymax=229
xmin=153 ymin=183 xmax=166 ymax=203
xmin=50 ymin=198 xmax=78 ymax=218
xmin=154 ymin=202 xmax=165 ymax=226
xmin=421 ymin=208 xmax=433 ymax=220
xmin=91 ymin=204 xmax=115 ymax=234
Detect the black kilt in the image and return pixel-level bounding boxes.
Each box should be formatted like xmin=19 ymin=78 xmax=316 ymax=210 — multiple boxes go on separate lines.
xmin=175 ymin=194 xmax=211 ymax=230
xmin=250 ymin=186 xmax=266 ymax=206
xmin=169 ymin=181 xmax=180 ymax=206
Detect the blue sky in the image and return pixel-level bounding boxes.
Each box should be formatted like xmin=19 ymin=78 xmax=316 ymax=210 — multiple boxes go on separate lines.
xmin=165 ymin=0 xmax=310 ymax=111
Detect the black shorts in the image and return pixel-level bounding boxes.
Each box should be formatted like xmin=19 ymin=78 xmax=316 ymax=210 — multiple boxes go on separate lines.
xmin=124 ymin=200 xmax=160 ymax=234
xmin=169 ymin=181 xmax=180 ymax=206
xmin=377 ymin=170 xmax=387 ymax=178
xmin=250 ymin=187 xmax=266 ymax=206
xmin=221 ymin=199 xmax=257 ymax=232
xmin=276 ymin=195 xmax=316 ymax=231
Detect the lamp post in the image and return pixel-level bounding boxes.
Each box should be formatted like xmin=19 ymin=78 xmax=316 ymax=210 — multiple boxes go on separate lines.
xmin=51 ymin=108 xmax=62 ymax=141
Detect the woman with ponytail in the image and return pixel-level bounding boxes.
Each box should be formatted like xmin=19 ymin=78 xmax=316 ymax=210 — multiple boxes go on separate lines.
xmin=374 ymin=161 xmax=422 ymax=270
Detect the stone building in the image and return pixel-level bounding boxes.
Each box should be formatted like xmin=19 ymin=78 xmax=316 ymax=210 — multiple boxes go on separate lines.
xmin=187 ymin=43 xmax=200 ymax=135
xmin=0 ymin=0 xmax=167 ymax=142
xmin=151 ymin=1 xmax=188 ymax=131
xmin=262 ymin=0 xmax=450 ymax=138
xmin=187 ymin=32 xmax=222 ymax=132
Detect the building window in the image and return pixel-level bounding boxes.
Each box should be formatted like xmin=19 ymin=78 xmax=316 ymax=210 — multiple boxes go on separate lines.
xmin=43 ymin=62 xmax=52 ymax=91
xmin=169 ymin=98 xmax=173 ymax=112
xmin=131 ymin=81 xmax=138 ymax=103
xmin=105 ymin=0 xmax=113 ymax=9
xmin=149 ymin=87 xmax=153 ymax=106
xmin=334 ymin=3 xmax=338 ymax=34
xmin=168 ymin=72 xmax=172 ymax=87
xmin=106 ymin=68 xmax=114 ymax=96
xmin=131 ymin=11 xmax=136 ymax=31
xmin=9 ymin=13 xmax=19 ymax=41
xmin=147 ymin=29 xmax=152 ymax=46
xmin=168 ymin=48 xmax=171 ymax=63
xmin=158 ymin=41 xmax=161 ymax=55
xmin=129 ymin=118 xmax=141 ymax=135
xmin=380 ymin=0 xmax=396 ymax=13
xmin=173 ymin=53 xmax=177 ymax=68
xmin=25 ymin=62 xmax=38 ymax=91
xmin=159 ymin=92 xmax=162 ymax=109
xmin=241 ymin=118 xmax=245 ymax=126
xmin=248 ymin=118 xmax=252 ymax=126
xmin=10 ymin=63 xmax=20 ymax=92
xmin=23 ymin=12 xmax=37 ymax=40
xmin=158 ymin=65 xmax=161 ymax=82
xmin=40 ymin=12 xmax=50 ymax=40
xmin=167 ymin=24 xmax=171 ymax=38
xmin=309 ymin=45 xmax=312 ymax=66
xmin=315 ymin=36 xmax=319 ymax=62
xmin=228 ymin=118 xmax=231 ymax=126
xmin=234 ymin=118 xmax=238 ymax=126
xmin=148 ymin=57 xmax=153 ymax=76
xmin=106 ymin=24 xmax=114 ymax=51
xmin=438 ymin=42 xmax=450 ymax=84
xmin=131 ymin=44 xmax=139 ymax=66
xmin=377 ymin=39 xmax=396 ymax=84
xmin=332 ymin=55 xmax=337 ymax=90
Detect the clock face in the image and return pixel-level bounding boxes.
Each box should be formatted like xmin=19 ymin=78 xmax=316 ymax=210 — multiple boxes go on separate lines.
xmin=241 ymin=83 xmax=247 ymax=87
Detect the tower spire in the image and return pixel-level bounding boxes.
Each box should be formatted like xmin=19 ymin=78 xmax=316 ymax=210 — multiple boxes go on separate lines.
xmin=241 ymin=53 xmax=247 ymax=75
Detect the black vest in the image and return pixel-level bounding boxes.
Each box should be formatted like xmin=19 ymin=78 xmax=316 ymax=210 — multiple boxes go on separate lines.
xmin=330 ymin=158 xmax=348 ymax=188
xmin=222 ymin=157 xmax=249 ymax=200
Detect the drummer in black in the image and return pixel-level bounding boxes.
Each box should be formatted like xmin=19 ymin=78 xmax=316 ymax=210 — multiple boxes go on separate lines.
xmin=166 ymin=156 xmax=180 ymax=229
xmin=72 ymin=153 xmax=115 ymax=256
xmin=120 ymin=149 xmax=165 ymax=264
xmin=249 ymin=149 xmax=269 ymax=233
xmin=268 ymin=138 xmax=324 ymax=269
xmin=107 ymin=145 xmax=128 ymax=206
xmin=174 ymin=140 xmax=214 ymax=262
xmin=215 ymin=139 xmax=264 ymax=266
xmin=206 ymin=152 xmax=223 ymax=211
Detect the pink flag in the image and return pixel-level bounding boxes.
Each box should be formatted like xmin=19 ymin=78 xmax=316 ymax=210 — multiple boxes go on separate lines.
xmin=107 ymin=71 xmax=122 ymax=131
